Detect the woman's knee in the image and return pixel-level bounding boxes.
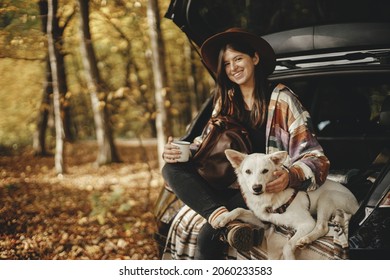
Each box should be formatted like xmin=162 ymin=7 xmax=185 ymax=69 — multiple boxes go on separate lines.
xmin=162 ymin=162 xmax=187 ymax=177
xmin=162 ymin=163 xmax=183 ymax=183
xmin=161 ymin=163 xmax=172 ymax=180
xmin=162 ymin=162 xmax=195 ymax=185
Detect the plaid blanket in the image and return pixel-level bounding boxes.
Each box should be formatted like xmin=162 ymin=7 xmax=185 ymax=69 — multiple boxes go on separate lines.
xmin=162 ymin=205 xmax=351 ymax=260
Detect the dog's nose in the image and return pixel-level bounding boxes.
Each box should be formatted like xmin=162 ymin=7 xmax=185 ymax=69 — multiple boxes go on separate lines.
xmin=252 ymin=184 xmax=263 ymax=194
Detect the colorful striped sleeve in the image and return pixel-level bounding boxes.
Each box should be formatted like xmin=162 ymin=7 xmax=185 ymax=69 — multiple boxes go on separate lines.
xmin=266 ymin=84 xmax=330 ymax=191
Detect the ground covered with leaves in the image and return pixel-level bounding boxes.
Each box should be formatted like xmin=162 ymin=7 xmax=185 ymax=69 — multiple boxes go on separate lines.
xmin=0 ymin=141 xmax=163 ymax=260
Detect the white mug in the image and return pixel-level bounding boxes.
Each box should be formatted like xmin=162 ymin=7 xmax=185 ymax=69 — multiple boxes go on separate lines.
xmin=171 ymin=140 xmax=191 ymax=162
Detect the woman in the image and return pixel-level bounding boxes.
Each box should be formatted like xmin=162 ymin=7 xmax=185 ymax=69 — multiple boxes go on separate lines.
xmin=162 ymin=28 xmax=329 ymax=259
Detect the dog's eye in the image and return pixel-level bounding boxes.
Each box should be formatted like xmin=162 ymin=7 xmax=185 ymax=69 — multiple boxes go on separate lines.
xmin=262 ymin=169 xmax=269 ymax=174
xmin=245 ymin=169 xmax=252 ymax=175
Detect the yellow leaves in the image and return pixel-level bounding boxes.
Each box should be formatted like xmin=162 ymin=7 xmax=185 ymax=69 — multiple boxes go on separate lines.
xmin=65 ymin=91 xmax=73 ymax=99
xmin=10 ymin=37 xmax=24 ymax=46
xmin=140 ymin=84 xmax=148 ymax=92
xmin=110 ymin=45 xmax=119 ymax=53
xmin=134 ymin=2 xmax=142 ymax=9
xmin=0 ymin=142 xmax=161 ymax=259
xmin=85 ymin=245 xmax=101 ymax=256
xmin=164 ymin=99 xmax=171 ymax=107
xmin=170 ymin=107 xmax=180 ymax=117
xmin=98 ymin=100 xmax=106 ymax=110
xmin=89 ymin=187 xmax=134 ymax=225
xmin=114 ymin=87 xmax=131 ymax=99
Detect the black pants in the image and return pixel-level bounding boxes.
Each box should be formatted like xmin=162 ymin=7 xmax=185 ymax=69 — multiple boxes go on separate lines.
xmin=162 ymin=162 xmax=247 ymax=259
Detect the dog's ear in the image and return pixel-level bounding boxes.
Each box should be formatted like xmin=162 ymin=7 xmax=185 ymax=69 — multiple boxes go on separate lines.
xmin=225 ymin=149 xmax=246 ymax=169
xmin=269 ymin=151 xmax=288 ymax=166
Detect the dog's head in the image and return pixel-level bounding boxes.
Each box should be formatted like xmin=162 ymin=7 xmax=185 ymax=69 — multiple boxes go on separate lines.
xmin=225 ymin=149 xmax=288 ymax=195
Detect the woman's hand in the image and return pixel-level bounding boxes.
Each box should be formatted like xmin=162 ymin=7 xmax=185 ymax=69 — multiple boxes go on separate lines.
xmin=266 ymin=169 xmax=289 ymax=193
xmin=162 ymin=136 xmax=182 ymax=163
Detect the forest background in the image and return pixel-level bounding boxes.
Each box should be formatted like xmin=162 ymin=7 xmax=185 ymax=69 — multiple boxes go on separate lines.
xmin=0 ymin=0 xmax=213 ymax=260
xmin=0 ymin=0 xmax=213 ymax=156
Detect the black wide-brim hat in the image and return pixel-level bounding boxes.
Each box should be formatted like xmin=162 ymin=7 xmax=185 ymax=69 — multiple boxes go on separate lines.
xmin=200 ymin=28 xmax=276 ymax=75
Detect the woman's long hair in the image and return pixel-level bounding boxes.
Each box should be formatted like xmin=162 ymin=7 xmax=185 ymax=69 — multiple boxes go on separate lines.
xmin=214 ymin=42 xmax=269 ymax=127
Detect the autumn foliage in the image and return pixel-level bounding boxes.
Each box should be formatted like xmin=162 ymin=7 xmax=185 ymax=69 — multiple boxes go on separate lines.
xmin=0 ymin=141 xmax=162 ymax=259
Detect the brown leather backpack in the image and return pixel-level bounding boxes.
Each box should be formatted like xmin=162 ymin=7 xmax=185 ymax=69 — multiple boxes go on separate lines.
xmin=192 ymin=115 xmax=253 ymax=189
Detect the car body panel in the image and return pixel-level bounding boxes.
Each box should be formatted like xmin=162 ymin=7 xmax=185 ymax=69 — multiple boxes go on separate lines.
xmin=265 ymin=23 xmax=390 ymax=57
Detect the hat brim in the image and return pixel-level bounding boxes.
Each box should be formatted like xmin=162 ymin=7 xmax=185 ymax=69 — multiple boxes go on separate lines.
xmin=200 ymin=29 xmax=276 ymax=75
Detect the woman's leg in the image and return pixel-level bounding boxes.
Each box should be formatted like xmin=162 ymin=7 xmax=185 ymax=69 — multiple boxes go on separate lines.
xmin=162 ymin=162 xmax=258 ymax=259
xmin=194 ymin=223 xmax=226 ymax=259
xmin=194 ymin=190 xmax=252 ymax=259
xmin=162 ymin=162 xmax=224 ymax=220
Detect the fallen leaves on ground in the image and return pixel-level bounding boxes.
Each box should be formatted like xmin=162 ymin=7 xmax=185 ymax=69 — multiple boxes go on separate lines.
xmin=0 ymin=141 xmax=163 ymax=260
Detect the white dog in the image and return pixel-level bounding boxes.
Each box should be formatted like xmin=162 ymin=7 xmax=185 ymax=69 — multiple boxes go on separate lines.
xmin=211 ymin=149 xmax=359 ymax=259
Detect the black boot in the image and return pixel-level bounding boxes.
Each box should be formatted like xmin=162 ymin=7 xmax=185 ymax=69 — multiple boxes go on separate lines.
xmin=221 ymin=220 xmax=264 ymax=252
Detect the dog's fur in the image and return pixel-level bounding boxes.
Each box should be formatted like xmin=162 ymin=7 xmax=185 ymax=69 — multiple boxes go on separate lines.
xmin=212 ymin=149 xmax=359 ymax=259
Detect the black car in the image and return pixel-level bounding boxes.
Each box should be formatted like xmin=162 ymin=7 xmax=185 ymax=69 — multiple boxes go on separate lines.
xmin=155 ymin=0 xmax=390 ymax=259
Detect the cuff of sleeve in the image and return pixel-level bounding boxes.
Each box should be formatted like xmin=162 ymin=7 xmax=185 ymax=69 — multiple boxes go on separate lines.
xmin=287 ymin=166 xmax=301 ymax=189
xmin=208 ymin=206 xmax=228 ymax=225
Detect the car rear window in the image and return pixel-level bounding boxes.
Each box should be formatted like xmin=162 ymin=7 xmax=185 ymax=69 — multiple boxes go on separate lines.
xmin=282 ymin=74 xmax=389 ymax=133
xmin=283 ymin=74 xmax=390 ymax=169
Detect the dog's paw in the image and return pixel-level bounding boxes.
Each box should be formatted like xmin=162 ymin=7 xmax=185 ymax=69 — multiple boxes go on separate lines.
xmin=333 ymin=222 xmax=345 ymax=236
xmin=211 ymin=212 xmax=235 ymax=228
xmin=296 ymin=237 xmax=311 ymax=248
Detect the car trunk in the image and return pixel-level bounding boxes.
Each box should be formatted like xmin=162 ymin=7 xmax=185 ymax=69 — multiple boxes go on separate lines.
xmin=163 ymin=0 xmax=390 ymax=259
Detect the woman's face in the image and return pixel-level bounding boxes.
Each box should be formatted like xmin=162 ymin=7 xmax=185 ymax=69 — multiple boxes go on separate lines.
xmin=222 ymin=48 xmax=259 ymax=88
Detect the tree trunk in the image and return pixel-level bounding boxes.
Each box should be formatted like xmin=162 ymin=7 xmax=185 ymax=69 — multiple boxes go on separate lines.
xmin=33 ymin=56 xmax=52 ymax=156
xmin=54 ymin=17 xmax=73 ymax=143
xmin=100 ymin=13 xmax=158 ymax=138
xmin=47 ymin=0 xmax=64 ymax=174
xmin=147 ymin=0 xmax=172 ymax=169
xmin=34 ymin=0 xmax=52 ymax=156
xmin=34 ymin=0 xmax=73 ymax=156
xmin=78 ymin=0 xmax=119 ymax=165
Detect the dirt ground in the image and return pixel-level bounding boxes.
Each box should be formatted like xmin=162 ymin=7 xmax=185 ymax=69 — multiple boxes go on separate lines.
xmin=0 ymin=141 xmax=163 ymax=260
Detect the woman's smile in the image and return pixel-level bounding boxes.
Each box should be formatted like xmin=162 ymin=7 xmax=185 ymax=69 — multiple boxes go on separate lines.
xmin=223 ymin=48 xmax=257 ymax=87
xmin=232 ymin=70 xmax=243 ymax=79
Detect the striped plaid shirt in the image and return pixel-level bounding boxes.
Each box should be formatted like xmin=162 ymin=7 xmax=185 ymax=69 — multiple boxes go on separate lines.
xmin=266 ymin=83 xmax=330 ymax=191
